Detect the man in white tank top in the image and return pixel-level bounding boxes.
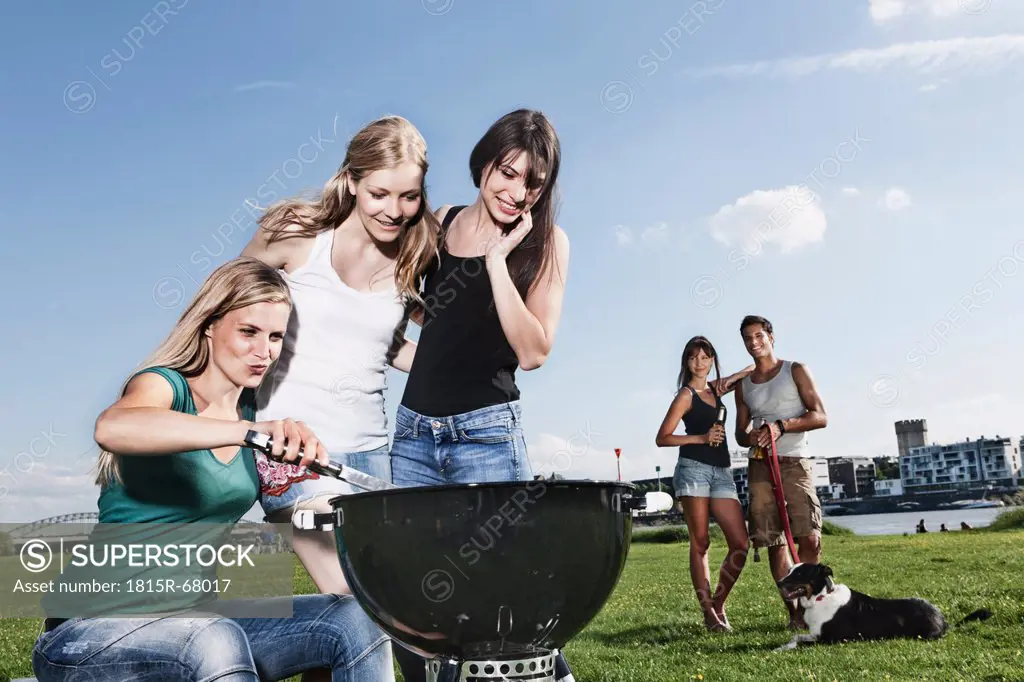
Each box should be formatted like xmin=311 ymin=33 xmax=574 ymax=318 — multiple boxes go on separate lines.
xmin=733 ymin=315 xmax=828 ymax=630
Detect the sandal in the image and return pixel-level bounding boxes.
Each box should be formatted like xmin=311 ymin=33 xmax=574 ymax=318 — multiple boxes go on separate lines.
xmin=711 ymin=586 xmax=733 ymax=632
xmin=713 ymin=607 xmax=732 ymax=632
xmin=702 ymin=609 xmax=729 ymax=632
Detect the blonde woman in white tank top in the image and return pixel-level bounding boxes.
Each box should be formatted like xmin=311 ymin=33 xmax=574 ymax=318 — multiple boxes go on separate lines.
xmin=240 ymin=116 xmax=441 ymax=617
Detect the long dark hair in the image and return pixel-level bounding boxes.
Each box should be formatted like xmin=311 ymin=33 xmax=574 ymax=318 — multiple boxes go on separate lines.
xmin=677 ymin=335 xmax=723 ymax=393
xmin=470 ymin=109 xmax=562 ymax=300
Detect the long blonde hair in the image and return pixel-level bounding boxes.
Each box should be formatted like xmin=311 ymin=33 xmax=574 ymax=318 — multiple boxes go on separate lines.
xmin=94 ymin=257 xmax=292 ymax=487
xmin=257 ymin=115 xmax=440 ymax=303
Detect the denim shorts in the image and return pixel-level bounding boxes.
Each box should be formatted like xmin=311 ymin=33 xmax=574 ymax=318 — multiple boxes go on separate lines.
xmin=256 ymin=444 xmax=391 ymax=517
xmin=31 ymin=594 xmax=393 ymax=681
xmin=389 ymin=401 xmax=532 ymax=486
xmin=673 ymin=457 xmax=740 ymax=500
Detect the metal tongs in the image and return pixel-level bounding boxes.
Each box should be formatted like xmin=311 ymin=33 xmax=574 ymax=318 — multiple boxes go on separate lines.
xmin=244 ymin=429 xmax=397 ymax=492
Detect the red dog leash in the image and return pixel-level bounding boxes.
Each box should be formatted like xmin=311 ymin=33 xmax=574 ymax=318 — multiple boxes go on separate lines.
xmin=765 ymin=423 xmax=799 ymax=562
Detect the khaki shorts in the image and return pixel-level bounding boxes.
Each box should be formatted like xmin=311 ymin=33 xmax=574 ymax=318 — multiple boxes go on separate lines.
xmin=747 ymin=456 xmax=822 ymax=548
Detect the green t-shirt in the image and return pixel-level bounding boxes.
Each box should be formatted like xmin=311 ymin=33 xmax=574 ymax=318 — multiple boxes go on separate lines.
xmin=97 ymin=366 xmax=260 ymax=524
xmin=42 ymin=367 xmax=261 ymax=618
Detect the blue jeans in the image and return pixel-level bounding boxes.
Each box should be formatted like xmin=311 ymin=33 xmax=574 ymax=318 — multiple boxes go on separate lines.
xmin=259 ymin=445 xmax=392 ymax=517
xmin=673 ymin=457 xmax=740 ymax=500
xmin=389 ymin=402 xmax=532 ymax=486
xmin=32 ymin=594 xmax=393 ymax=681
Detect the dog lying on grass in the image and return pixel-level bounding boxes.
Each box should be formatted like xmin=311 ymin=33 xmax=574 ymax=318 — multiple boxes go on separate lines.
xmin=774 ymin=562 xmax=992 ymax=651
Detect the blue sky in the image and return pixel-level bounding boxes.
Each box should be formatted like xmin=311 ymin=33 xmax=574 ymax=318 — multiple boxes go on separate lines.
xmin=2 ymin=0 xmax=1023 ymax=522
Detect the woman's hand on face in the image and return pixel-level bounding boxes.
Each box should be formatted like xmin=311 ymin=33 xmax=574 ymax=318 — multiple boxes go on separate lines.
xmin=251 ymin=418 xmax=329 ymax=468
xmin=484 ymin=210 xmax=534 ymax=263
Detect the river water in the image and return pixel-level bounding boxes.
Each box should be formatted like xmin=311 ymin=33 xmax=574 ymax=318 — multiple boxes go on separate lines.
xmin=825 ymin=507 xmax=1006 ymax=536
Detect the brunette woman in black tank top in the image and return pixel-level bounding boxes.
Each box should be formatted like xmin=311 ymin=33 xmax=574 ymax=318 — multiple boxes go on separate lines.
xmin=389 ymin=110 xmax=576 ymax=682
xmin=655 ymin=336 xmax=753 ymax=632
xmin=678 ymin=383 xmax=731 ymax=467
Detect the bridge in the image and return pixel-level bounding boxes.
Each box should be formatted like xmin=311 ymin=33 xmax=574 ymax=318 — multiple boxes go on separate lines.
xmin=3 ymin=513 xmax=99 ymax=552
xmin=3 ymin=513 xmax=286 ymax=554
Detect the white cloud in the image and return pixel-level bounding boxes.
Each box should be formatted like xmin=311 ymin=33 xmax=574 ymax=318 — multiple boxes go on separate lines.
xmin=528 ymin=432 xmax=672 ymax=483
xmin=641 ymin=222 xmax=670 ymax=244
xmin=615 ymin=222 xmax=692 ymax=250
xmin=706 ymin=186 xmax=828 ymax=257
xmin=528 ymin=433 xmax=609 ymax=479
xmin=842 ymin=187 xmax=862 ymax=196
xmin=870 ymin=0 xmax=910 ymax=22
xmin=869 ymin=0 xmax=992 ymax=24
xmin=0 ymin=462 xmax=99 ymax=523
xmin=684 ymin=34 xmax=1024 ymax=80
xmin=919 ymin=76 xmax=950 ymax=91
xmin=233 ymin=80 xmax=296 ymax=93
xmin=883 ymin=187 xmax=913 ymax=210
xmin=614 ymin=225 xmax=634 ymax=246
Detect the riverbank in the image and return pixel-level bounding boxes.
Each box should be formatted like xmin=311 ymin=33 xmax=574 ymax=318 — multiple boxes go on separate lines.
xmin=825 ymin=507 xmax=1004 ymax=535
xmin=632 ymin=488 xmax=1023 ymax=532
xmin=821 ymin=487 xmax=1023 ymax=517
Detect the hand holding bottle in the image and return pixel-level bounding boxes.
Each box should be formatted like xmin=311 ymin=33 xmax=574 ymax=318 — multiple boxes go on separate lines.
xmin=706 ymin=423 xmax=726 ymax=447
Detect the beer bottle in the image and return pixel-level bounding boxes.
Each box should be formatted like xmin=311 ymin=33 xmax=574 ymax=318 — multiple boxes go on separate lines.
xmin=750 ymin=417 xmax=765 ymax=460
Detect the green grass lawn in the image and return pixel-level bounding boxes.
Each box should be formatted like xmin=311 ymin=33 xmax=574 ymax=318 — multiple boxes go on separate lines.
xmin=2 ymin=527 xmax=1022 ymax=681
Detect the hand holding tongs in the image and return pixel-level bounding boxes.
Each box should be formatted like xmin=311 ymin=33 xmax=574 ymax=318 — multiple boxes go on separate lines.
xmin=243 ymin=429 xmax=397 ymax=492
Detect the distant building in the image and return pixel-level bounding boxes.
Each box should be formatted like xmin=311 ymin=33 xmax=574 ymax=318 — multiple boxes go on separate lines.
xmin=873 ymin=455 xmax=900 ymax=480
xmin=873 ymin=479 xmax=903 ymax=496
xmin=828 ymin=458 xmax=876 ymax=497
xmin=900 ymin=435 xmax=1022 ymax=493
xmin=730 ymin=451 xmax=749 ymax=507
xmin=818 ymin=482 xmax=846 ymax=501
xmin=811 ymin=458 xmax=830 ymax=488
xmin=895 ymin=419 xmax=928 ymax=459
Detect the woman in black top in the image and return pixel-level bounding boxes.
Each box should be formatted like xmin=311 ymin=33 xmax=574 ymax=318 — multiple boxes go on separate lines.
xmin=656 ymin=335 xmax=752 ymax=632
xmin=390 ymin=109 xmax=575 ymax=681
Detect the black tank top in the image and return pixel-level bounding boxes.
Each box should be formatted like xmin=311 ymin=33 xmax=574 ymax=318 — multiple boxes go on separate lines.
xmin=678 ymin=385 xmax=730 ymax=468
xmin=401 ymin=206 xmax=521 ymax=417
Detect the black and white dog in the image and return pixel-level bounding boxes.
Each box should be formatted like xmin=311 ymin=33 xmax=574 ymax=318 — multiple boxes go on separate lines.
xmin=774 ymin=562 xmax=991 ymax=651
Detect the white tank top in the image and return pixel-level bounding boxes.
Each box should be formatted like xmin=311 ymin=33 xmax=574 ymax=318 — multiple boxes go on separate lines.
xmin=255 ymin=228 xmax=406 ymax=453
xmin=740 ymin=360 xmax=809 ymax=458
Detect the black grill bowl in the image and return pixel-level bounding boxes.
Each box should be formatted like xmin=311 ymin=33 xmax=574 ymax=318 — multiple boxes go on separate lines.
xmin=329 ymin=479 xmax=641 ymax=661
